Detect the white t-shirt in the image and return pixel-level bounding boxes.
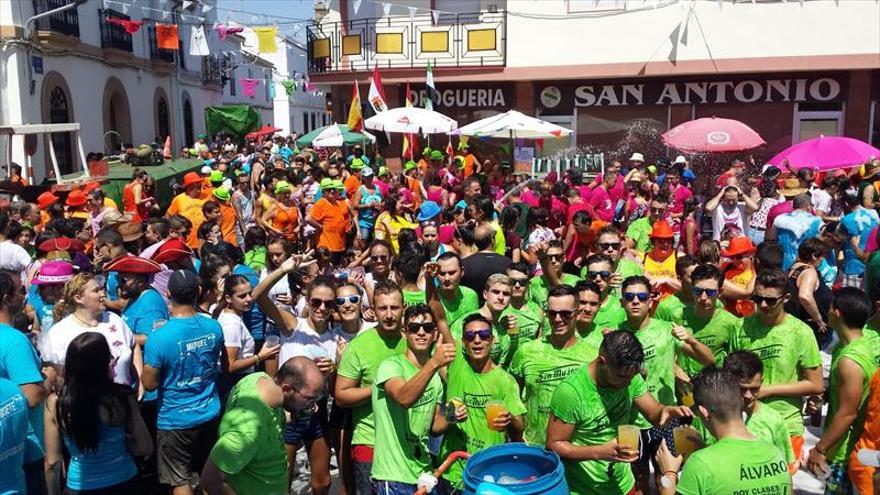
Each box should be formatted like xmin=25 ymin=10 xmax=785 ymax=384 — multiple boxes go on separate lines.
xmin=217 ymin=311 xmax=255 ymax=374
xmin=0 ymin=240 xmax=32 ymax=273
xmin=278 ymin=317 xmax=338 ymax=368
xmin=811 ymin=186 xmax=832 ymax=214
xmin=39 ymin=312 xmax=135 ymax=386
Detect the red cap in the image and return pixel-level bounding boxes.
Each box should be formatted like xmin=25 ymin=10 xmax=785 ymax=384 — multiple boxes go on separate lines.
xmin=649 ymin=220 xmax=675 ymax=239
xmin=37 ymin=191 xmax=59 ymax=209
xmin=103 ymin=255 xmax=162 ymax=275
xmin=722 ymin=237 xmax=756 ymax=258
xmin=182 ymin=172 xmax=202 ymax=189
xmin=65 ymin=189 xmax=87 ymax=207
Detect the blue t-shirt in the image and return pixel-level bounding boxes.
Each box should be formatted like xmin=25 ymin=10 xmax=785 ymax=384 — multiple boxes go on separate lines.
xmin=143 ymin=315 xmax=225 ymax=430
xmin=64 ymin=421 xmax=137 ymax=490
xmin=106 ymin=271 xmax=119 ymax=301
xmin=27 ymin=285 xmax=55 ymax=332
xmin=0 ymin=378 xmax=29 ymax=494
xmin=841 ymin=207 xmax=880 ymax=276
xmin=123 ymin=289 xmax=170 ymax=402
xmin=773 ymin=210 xmax=822 ymax=271
xmin=0 ymin=323 xmax=44 ymax=463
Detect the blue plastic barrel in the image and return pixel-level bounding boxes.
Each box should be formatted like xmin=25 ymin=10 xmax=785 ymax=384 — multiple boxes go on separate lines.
xmin=461 ymin=443 xmax=569 ymax=495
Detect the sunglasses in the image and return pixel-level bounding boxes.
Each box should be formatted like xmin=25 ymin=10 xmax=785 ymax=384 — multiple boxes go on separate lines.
xmin=547 ymin=253 xmax=564 ymax=262
xmin=623 ymin=292 xmax=650 ymax=302
xmin=598 ymin=242 xmax=621 ymax=251
xmin=588 ymin=270 xmax=611 ymax=280
xmin=692 ymin=287 xmax=719 ymax=298
xmin=751 ymin=295 xmax=784 ymax=306
xmin=406 ymin=322 xmax=437 ymax=334
xmin=371 ymin=255 xmax=389 ymax=262
xmin=310 ymin=298 xmax=336 ymax=309
xmin=650 ymin=207 xmax=667 ymax=214
xmin=462 ymin=328 xmax=492 ymax=341
xmin=335 ymin=295 xmax=361 ymax=306
xmin=510 ymin=277 xmax=529 ymax=287
xmin=547 ymin=309 xmax=575 ymax=321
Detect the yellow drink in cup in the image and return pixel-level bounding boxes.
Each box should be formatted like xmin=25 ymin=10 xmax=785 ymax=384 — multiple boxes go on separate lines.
xmin=673 ymin=426 xmax=700 ymax=457
xmin=485 ymin=400 xmax=508 ymax=431
xmin=617 ymin=425 xmax=640 ymax=452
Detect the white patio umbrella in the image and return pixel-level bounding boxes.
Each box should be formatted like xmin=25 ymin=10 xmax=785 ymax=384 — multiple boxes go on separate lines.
xmin=449 ymin=110 xmax=572 ymax=139
xmin=311 ymin=124 xmax=376 ymax=148
xmin=364 ymin=107 xmax=458 ymax=134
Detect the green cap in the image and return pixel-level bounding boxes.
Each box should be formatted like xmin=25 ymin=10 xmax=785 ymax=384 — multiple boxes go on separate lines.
xmin=209 ymin=170 xmax=224 ymax=183
xmin=429 ymin=150 xmax=443 ymax=160
xmin=422 ymin=147 xmax=431 ymax=156
xmin=212 ymin=187 xmax=231 ymax=202
xmin=319 ymin=178 xmax=334 ymax=190
xmin=274 ymin=180 xmax=292 ymax=194
xmin=330 ymin=179 xmax=344 ymax=190
xmin=350 ymin=157 xmax=365 ymax=170
xmin=378 ymin=166 xmax=389 ymax=177
xmin=404 ymin=160 xmax=418 ymax=171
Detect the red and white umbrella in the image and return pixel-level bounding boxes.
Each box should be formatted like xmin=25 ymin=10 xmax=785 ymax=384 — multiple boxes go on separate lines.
xmin=662 ymin=117 xmax=765 ymax=153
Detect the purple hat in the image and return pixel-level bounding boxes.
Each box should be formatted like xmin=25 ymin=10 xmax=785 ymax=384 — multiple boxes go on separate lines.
xmin=32 ymin=261 xmax=74 ymax=286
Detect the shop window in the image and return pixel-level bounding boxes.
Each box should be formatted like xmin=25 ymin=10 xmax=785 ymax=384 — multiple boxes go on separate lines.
xmin=576 ymin=105 xmax=668 ymax=151
xmin=794 ymin=102 xmax=843 ymax=143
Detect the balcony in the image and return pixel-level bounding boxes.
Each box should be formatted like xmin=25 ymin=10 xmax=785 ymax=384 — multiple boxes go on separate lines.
xmin=32 ymin=0 xmax=80 ymax=38
xmin=98 ymin=9 xmax=133 ymax=53
xmin=307 ymin=10 xmax=505 ymax=73
xmin=148 ymin=26 xmax=175 ymax=63
xmin=202 ymin=54 xmax=224 ymax=86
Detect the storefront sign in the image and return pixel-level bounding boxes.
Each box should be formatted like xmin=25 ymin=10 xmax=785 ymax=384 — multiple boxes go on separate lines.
xmin=401 ymin=84 xmax=514 ymax=110
xmin=538 ymin=75 xmax=846 ymax=112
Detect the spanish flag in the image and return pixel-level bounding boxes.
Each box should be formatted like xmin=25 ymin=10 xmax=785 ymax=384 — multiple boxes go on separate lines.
xmin=347 ymin=81 xmax=363 ymax=132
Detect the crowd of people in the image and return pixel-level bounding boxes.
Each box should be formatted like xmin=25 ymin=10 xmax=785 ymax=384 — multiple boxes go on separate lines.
xmin=2 ymin=132 xmax=880 ymax=495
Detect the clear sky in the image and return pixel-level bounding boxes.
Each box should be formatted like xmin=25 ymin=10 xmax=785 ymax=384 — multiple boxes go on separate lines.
xmin=216 ymin=0 xmax=314 ymax=41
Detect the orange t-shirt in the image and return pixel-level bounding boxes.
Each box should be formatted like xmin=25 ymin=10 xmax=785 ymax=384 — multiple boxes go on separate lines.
xmin=344 ymin=175 xmax=361 ymax=198
xmin=722 ymin=263 xmax=756 ymax=317
xmin=166 ymin=193 xmax=206 ymax=248
xmin=218 ymin=201 xmax=238 ymax=246
xmin=309 ymin=198 xmax=351 ymax=252
xmin=463 ymin=153 xmax=476 ymax=178
xmin=272 ymin=203 xmax=299 ymax=242
xmin=406 ymin=176 xmax=423 ymax=209
xmin=849 ymin=369 xmax=880 ymax=495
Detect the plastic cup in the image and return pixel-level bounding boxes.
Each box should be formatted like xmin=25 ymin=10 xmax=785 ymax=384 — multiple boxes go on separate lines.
xmin=485 ymin=400 xmax=507 ymax=431
xmin=446 ymin=397 xmax=464 ymax=423
xmin=680 ymin=390 xmax=695 ymax=407
xmin=617 ymin=425 xmax=640 ymax=452
xmin=265 ymin=335 xmax=280 ymax=348
xmin=673 ymin=426 xmax=700 ymax=457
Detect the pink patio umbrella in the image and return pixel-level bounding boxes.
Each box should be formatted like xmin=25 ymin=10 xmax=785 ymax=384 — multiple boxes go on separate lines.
xmin=662 ymin=117 xmax=766 ymax=153
xmin=767 ymin=135 xmax=880 ymax=171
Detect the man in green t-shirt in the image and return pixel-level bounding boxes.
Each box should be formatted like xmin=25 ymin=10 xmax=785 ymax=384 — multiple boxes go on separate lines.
xmin=653 ymin=255 xmax=699 ymax=323
xmin=573 ymin=280 xmax=603 ymax=340
xmin=583 ymin=225 xmax=644 ymax=296
xmin=509 ymin=285 xmax=597 ymax=445
xmin=581 ymin=254 xmax=628 ymax=332
xmin=371 ymin=304 xmax=455 ymax=493
xmin=334 ymin=280 xmax=408 ymax=495
xmin=447 ymin=273 xmax=518 ymax=368
xmin=202 ymin=358 xmax=324 ymax=495
xmin=529 ymin=240 xmax=580 ymax=310
xmin=728 ymin=269 xmax=823 ymax=463
xmin=626 ymin=194 xmax=670 ymax=254
xmin=807 ymin=288 xmax=879 ymax=492
xmin=505 ymin=262 xmax=547 ymax=342
xmin=438 ymin=312 xmax=526 ymax=491
xmin=397 ymin=250 xmax=426 ymax=306
xmin=613 ymin=275 xmax=715 ymax=494
xmin=547 ymin=331 xmax=693 ymax=495
xmin=655 ymin=367 xmax=792 ymax=495
xmin=436 ymin=252 xmax=480 ymax=325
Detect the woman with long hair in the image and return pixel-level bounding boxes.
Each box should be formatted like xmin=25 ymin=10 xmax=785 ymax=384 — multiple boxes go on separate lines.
xmin=122 ymin=168 xmax=148 ymax=223
xmin=680 ymin=196 xmax=701 ymax=256
xmin=423 ymin=168 xmax=448 ymax=208
xmin=374 ymin=191 xmax=417 ymax=254
xmin=40 ymin=273 xmax=137 ymax=390
xmin=44 ymin=332 xmax=152 ymax=494
xmin=261 ymin=181 xmax=300 ymax=243
xmin=254 ymin=261 xmax=336 ymax=495
xmin=214 ymin=275 xmax=280 ymax=392
xmin=197 ymin=255 xmax=232 ymax=315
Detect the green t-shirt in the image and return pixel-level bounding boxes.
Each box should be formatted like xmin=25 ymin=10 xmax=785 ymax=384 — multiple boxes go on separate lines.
xmin=826 ymin=336 xmax=879 ymax=463
xmin=209 ymin=373 xmax=287 ymax=495
xmin=440 ymin=345 xmax=527 ymax=487
xmin=403 ymin=290 xmax=426 ymax=307
xmin=337 ymin=328 xmax=407 ymax=447
xmin=371 ymin=354 xmax=444 ymax=484
xmin=693 ymin=401 xmax=795 ymax=464
xmin=625 ymin=216 xmax=652 ymax=253
xmin=677 ymin=437 xmax=792 ymax=495
xmin=440 ymin=286 xmax=480 ymax=326
xmin=729 ymin=314 xmax=822 ymax=436
xmin=671 ymin=306 xmax=737 ymax=377
xmin=505 ymin=300 xmax=546 ymax=345
xmin=451 ymin=310 xmax=513 ymax=368
xmin=508 ymin=337 xmax=595 ymax=445
xmin=592 ymin=297 xmax=628 ymax=331
xmin=550 ymin=366 xmax=648 ymax=495
xmin=528 ymin=273 xmax=580 ymax=310
xmin=615 ymin=318 xmax=683 ymax=428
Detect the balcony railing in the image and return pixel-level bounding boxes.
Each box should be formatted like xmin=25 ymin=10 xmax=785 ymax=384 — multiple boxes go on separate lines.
xmin=32 ymin=0 xmax=80 ymax=38
xmin=202 ymin=54 xmax=224 ymax=85
xmin=148 ymin=26 xmax=175 ymax=63
xmin=98 ymin=9 xmax=133 ymax=52
xmin=307 ymin=10 xmax=506 ymax=73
